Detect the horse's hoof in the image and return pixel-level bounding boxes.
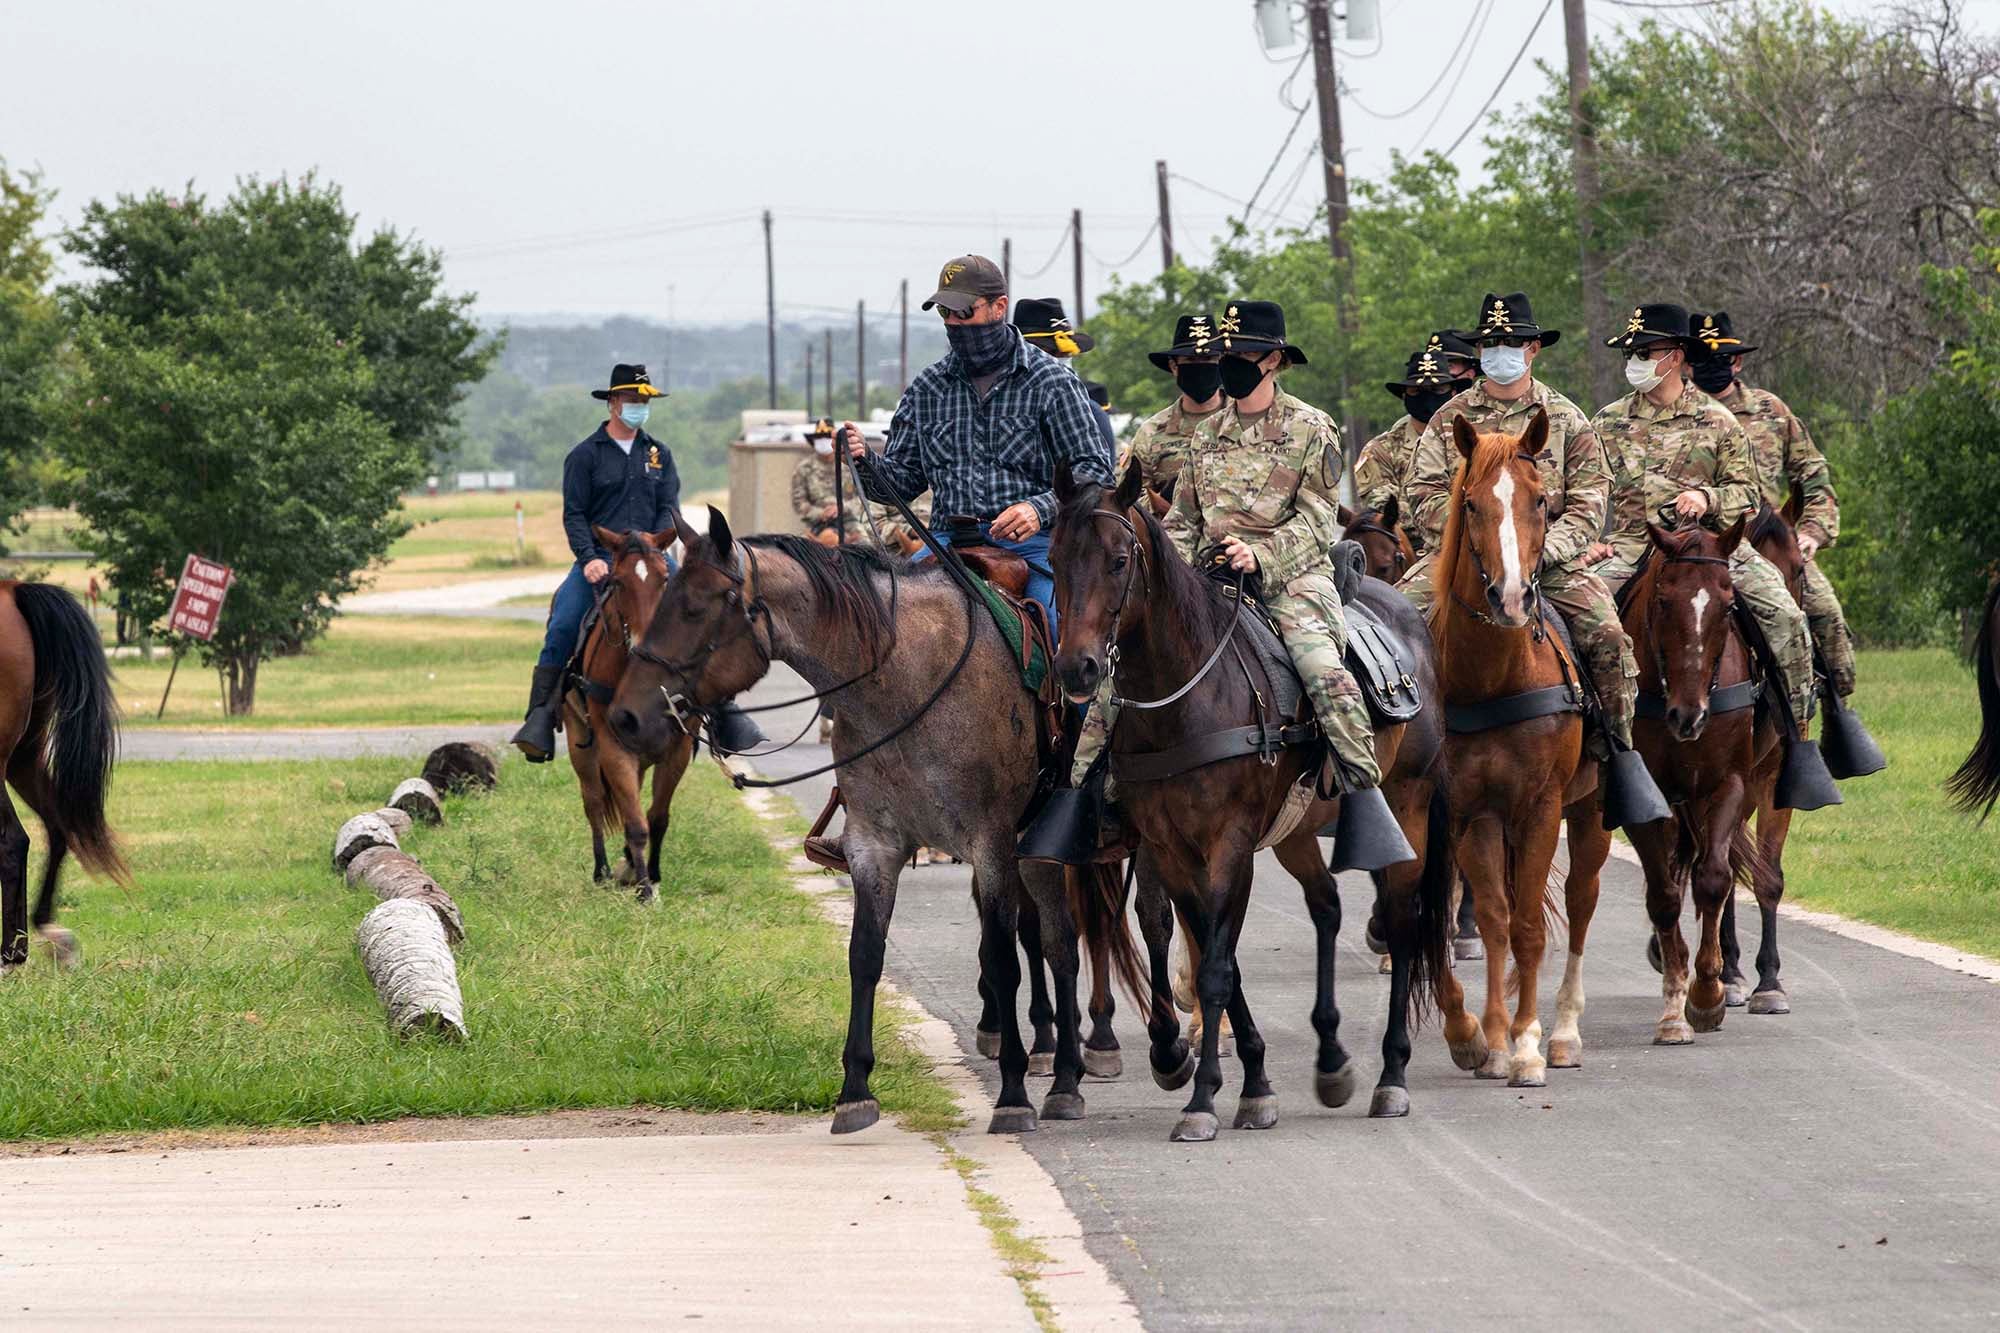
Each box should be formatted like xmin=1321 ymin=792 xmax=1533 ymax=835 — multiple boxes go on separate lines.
xmin=37 ymin=927 xmax=79 ymax=970
xmin=1315 ymin=1061 xmax=1358 ymax=1108
xmin=1448 ymin=1033 xmax=1488 ymax=1072
xmin=1169 ymin=1111 xmax=1219 ymax=1143
xmin=987 ymin=1105 xmax=1039 ymax=1135
xmin=831 ymin=1099 xmax=880 ymax=1134
xmin=1453 ymin=935 xmax=1484 ymax=963
xmin=634 ymin=884 xmax=658 ymax=906
xmin=1364 ymin=919 xmax=1388 ymax=955
xmin=1082 ymin=1047 xmax=1123 ymax=1080
xmin=1654 ymin=1020 xmax=1695 ymax=1046
xmin=1546 ymin=1036 xmax=1582 ymax=1068
xmin=1027 ymin=1051 xmax=1055 ymax=1077
xmin=1040 ymin=1091 xmax=1086 ymax=1121
xmin=1151 ymin=1045 xmax=1196 ymax=1091
xmin=1748 ymin=989 xmax=1791 ymax=1015
xmin=1476 ymin=1048 xmax=1511 ymax=1080
xmin=1232 ymin=1094 xmax=1279 ymax=1130
xmin=1646 ymin=934 xmax=1665 ymax=974
xmin=1723 ymin=981 xmax=1749 ymax=1008
xmin=1377 ymin=953 xmax=1393 ymax=975
xmin=1686 ymin=998 xmax=1726 ymax=1032
xmin=1508 ymin=1060 xmax=1547 ymax=1088
xmin=1368 ymin=1086 xmax=1411 ymax=1119
xmin=975 ymin=1029 xmax=1001 ymax=1059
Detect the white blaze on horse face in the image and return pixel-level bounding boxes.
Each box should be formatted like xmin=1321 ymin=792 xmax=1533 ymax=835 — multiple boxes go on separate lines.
xmin=1686 ymin=587 xmax=1711 ymax=675
xmin=1488 ymin=467 xmax=1528 ymax=621
xmin=636 ymin=561 xmax=649 ymax=584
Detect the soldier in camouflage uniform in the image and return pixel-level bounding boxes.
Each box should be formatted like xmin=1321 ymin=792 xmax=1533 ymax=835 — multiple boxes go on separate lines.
xmin=791 ymin=418 xmax=883 ymax=545
xmin=1586 ymin=303 xmax=1816 ymax=729
xmin=1073 ymin=300 xmax=1381 ymax=791
xmin=1354 ymin=334 xmax=1477 ymax=523
xmin=1400 ymin=292 xmax=1639 ymax=753
xmin=1121 ymin=313 xmax=1225 ymax=514
xmin=1687 ymin=311 xmax=1856 ymax=697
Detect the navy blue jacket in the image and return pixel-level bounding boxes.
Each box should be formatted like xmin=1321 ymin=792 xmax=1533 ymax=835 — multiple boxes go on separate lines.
xmin=560 ymin=424 xmax=680 ymax=564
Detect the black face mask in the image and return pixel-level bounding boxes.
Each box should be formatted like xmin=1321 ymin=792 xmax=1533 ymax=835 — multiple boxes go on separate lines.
xmin=1690 ymin=356 xmax=1735 ymax=395
xmin=1219 ymin=355 xmax=1269 ymax=400
xmin=1174 ymin=362 xmax=1223 ymax=403
xmin=946 ymin=319 xmax=1015 ymax=375
xmin=1405 ymin=387 xmax=1459 ymax=424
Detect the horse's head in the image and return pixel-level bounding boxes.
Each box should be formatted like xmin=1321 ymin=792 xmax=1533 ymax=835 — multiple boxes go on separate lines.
xmin=591 ymin=524 xmax=675 ymax=641
xmin=1339 ymin=497 xmax=1415 ymax=584
xmin=1747 ymin=481 xmax=1808 ymax=610
xmin=1642 ymin=517 xmax=1745 ymax=741
xmin=609 ymin=507 xmax=762 ymax=754
xmin=1440 ymin=407 xmax=1552 ymax=629
xmin=1051 ymin=457 xmax=1150 ymax=704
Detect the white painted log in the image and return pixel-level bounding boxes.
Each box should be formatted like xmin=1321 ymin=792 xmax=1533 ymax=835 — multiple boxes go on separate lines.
xmin=388 ymin=777 xmax=443 ymax=825
xmin=372 ymin=806 xmax=414 ymax=838
xmin=333 ymin=813 xmax=398 ymax=872
xmin=344 ymin=846 xmax=465 ymax=944
xmin=356 ymin=899 xmax=467 ymax=1040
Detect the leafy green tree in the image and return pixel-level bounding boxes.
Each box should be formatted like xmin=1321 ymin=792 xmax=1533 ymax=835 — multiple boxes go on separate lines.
xmin=0 ymin=159 xmax=59 ymax=548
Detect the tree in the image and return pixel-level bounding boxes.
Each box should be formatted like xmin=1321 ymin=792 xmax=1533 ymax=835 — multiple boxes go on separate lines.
xmin=49 ymin=304 xmax=419 ymax=714
xmin=0 ymin=158 xmax=58 ymax=548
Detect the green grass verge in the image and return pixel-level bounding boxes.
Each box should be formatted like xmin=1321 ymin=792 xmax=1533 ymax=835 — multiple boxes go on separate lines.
xmin=1778 ymin=648 xmax=1998 ymax=958
xmin=1 ymin=756 xmax=954 ymax=1141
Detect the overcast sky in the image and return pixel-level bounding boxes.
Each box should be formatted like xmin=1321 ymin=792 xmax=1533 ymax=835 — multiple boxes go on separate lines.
xmin=6 ymin=0 xmax=1986 ymax=329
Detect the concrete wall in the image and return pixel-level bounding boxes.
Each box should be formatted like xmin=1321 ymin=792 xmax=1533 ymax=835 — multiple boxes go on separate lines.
xmin=728 ymin=438 xmax=812 ymax=536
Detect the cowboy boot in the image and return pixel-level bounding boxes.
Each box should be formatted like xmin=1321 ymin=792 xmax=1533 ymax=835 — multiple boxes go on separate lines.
xmin=708 ymin=699 xmax=769 ymax=754
xmin=511 ymin=664 xmax=565 ymax=763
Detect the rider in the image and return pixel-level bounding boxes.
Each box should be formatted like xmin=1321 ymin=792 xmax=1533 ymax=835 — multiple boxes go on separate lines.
xmin=1585 ymin=303 xmax=1817 ymax=734
xmin=1122 ymin=313 xmax=1223 ymax=515
xmin=1014 ymin=296 xmax=1120 ymax=457
xmin=1687 ymin=311 xmax=1859 ymax=700
xmin=511 ymin=363 xmax=766 ymax=762
xmin=791 ymin=417 xmax=878 ymax=547
xmin=1354 ymin=341 xmax=1477 ymax=526
xmin=845 ymin=255 xmax=1114 ymax=641
xmin=1401 ymin=292 xmax=1637 ymax=757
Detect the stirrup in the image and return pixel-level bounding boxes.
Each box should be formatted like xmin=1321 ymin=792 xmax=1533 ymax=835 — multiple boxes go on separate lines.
xmin=1774 ymin=736 xmax=1842 ymax=812
xmin=1328 ymin=784 xmax=1416 ymax=873
xmin=1818 ymin=688 xmax=1885 ymax=780
xmin=802 ymin=786 xmax=849 ymax=872
xmin=1599 ymin=741 xmax=1671 ymax=830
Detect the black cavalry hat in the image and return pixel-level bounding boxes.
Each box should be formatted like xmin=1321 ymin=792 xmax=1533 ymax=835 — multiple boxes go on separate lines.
xmin=1384 ymin=347 xmax=1470 ymax=398
xmin=1013 ymin=297 xmax=1096 ymax=354
xmin=806 ymin=417 xmax=836 ymax=439
xmin=1215 ymin=299 xmax=1307 ymax=365
xmin=1425 ymin=328 xmax=1481 ymax=363
xmin=1689 ymin=310 xmax=1758 ymax=358
xmin=592 ymin=363 xmax=667 ymax=401
xmin=1082 ymin=379 xmax=1110 ymax=409
xmin=1469 ymin=292 xmax=1560 ymax=347
xmin=1147 ymin=312 xmax=1219 ymax=370
xmin=1604 ymin=302 xmax=1697 ymax=351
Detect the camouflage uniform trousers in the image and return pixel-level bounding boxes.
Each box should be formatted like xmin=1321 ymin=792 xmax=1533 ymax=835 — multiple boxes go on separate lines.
xmin=1397 ymin=553 xmax=1639 ymax=750
xmin=1802 ymin=559 xmax=1856 ymax=697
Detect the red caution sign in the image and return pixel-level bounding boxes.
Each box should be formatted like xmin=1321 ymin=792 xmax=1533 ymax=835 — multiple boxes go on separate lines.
xmin=167 ymin=554 xmax=235 ymax=641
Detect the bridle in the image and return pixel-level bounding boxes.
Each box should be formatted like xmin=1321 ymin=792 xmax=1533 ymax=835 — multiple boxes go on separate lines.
xmin=1448 ymin=452 xmax=1548 ymax=634
xmin=1344 ymin=514 xmax=1411 ymax=580
xmin=1642 ymin=547 xmax=1737 ymax=708
xmin=1076 ymin=506 xmax=1248 ymax=711
xmin=627 ymin=541 xmax=776 ymax=735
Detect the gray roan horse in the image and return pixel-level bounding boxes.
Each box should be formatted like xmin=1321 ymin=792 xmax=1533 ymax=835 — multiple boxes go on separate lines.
xmin=608 ymin=508 xmax=1142 ymax=1134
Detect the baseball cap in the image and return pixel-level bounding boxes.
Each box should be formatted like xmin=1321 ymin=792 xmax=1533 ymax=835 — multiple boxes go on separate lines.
xmin=922 ymin=255 xmax=1007 ymax=314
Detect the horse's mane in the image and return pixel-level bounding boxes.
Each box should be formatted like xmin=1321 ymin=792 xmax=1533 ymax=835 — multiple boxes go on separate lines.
xmin=1747 ymin=501 xmax=1792 ymax=550
xmin=1057 ymin=481 xmax=1235 ymax=642
xmin=738 ymin=533 xmax=904 ymax=658
xmin=1426 ymin=422 xmax=1524 ymax=644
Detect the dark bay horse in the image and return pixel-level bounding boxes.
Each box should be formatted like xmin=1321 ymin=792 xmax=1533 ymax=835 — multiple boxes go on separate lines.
xmin=1 ymin=581 xmax=130 ymax=970
xmin=1050 ymin=462 xmax=1452 ymax=1140
xmin=1339 ymin=499 xmax=1416 ymax=586
xmin=564 ymin=526 xmax=695 ymax=902
xmin=1948 ymin=575 xmax=2000 ymax=821
xmin=1623 ymin=520 xmax=1780 ymax=1042
xmin=610 ymin=510 xmax=1140 ymax=1135
xmin=1428 ymin=409 xmax=1615 ymax=1087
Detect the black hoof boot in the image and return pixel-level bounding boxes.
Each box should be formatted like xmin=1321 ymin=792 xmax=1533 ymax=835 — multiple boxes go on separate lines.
xmin=1329 ymin=786 xmax=1416 ymax=873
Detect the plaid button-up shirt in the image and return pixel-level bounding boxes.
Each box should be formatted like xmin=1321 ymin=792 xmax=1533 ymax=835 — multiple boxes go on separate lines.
xmin=858 ymin=325 xmax=1114 ymax=527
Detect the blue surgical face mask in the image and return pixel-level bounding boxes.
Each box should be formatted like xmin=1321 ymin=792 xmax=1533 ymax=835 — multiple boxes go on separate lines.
xmin=618 ymin=402 xmax=651 ymax=429
xmin=1479 ymin=345 xmax=1530 ymax=385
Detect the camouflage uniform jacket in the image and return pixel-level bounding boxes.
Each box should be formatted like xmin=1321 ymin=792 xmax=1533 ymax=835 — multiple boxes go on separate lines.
xmin=1166 ymin=387 xmax=1343 ymax=588
xmin=1407 ymin=378 xmax=1608 ymax=572
xmin=790 ymin=455 xmax=882 ymax=542
xmin=1593 ymin=383 xmax=1759 ymax=567
xmin=1122 ymin=398 xmax=1217 ymax=497
xmin=1716 ymin=381 xmax=1839 ymax=547
xmin=1353 ymin=414 xmax=1422 ymax=516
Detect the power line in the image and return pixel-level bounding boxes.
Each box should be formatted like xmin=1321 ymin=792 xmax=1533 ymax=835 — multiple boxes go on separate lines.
xmin=1345 ymin=0 xmax=1485 ymax=122
xmin=1244 ymin=99 xmax=1314 ymax=219
xmin=1016 ymin=222 xmax=1072 ymax=280
xmin=1597 ymin=0 xmax=1736 ymax=8
xmin=1084 ymin=221 xmax=1161 ymax=270
xmin=1170 ymin=172 xmax=1251 ymax=210
xmin=1441 ymin=0 xmax=1558 ymax=158
xmin=1265 ymin=138 xmax=1320 ymax=228
xmin=1412 ymin=0 xmax=1498 ymax=152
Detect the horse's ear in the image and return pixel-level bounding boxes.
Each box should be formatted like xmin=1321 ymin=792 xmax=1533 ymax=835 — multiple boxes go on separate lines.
xmin=1520 ymin=405 xmax=1550 ymax=456
xmin=591 ymin=524 xmax=623 ymax=554
xmin=1718 ymin=514 xmax=1747 ymax=559
xmin=1782 ymin=480 xmax=1805 ymax=527
xmin=648 ymin=524 xmax=678 ymax=552
xmin=706 ymin=505 xmax=733 ymax=555
xmin=672 ymin=507 xmax=702 ymax=554
xmin=1113 ymin=455 xmax=1145 ymax=513
xmin=1646 ymin=521 xmax=1676 ymax=553
xmin=1054 ymin=460 xmax=1077 ymax=504
xmin=1381 ymin=494 xmax=1400 ymax=530
xmin=1451 ymin=414 xmax=1479 ymax=461
xmin=1338 ymin=503 xmax=1356 ymax=527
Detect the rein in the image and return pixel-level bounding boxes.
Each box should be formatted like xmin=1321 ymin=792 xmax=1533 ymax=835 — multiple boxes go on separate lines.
xmin=1637 ymin=548 xmax=1749 ymax=717
xmin=1085 ymin=507 xmax=1248 ymax=711
xmin=1446 ymin=452 xmax=1547 ymax=633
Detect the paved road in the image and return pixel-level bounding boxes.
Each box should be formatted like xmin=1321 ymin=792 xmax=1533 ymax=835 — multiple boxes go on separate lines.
xmin=123 ymin=723 xmax=514 ymax=762
xmin=739 ymin=664 xmax=2000 ymax=1330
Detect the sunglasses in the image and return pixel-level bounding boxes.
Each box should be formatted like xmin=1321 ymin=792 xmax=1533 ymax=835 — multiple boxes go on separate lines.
xmin=1480 ymin=336 xmax=1533 ymax=349
xmin=937 ymin=297 xmax=989 ymax=322
xmin=1625 ymin=345 xmax=1679 ymax=362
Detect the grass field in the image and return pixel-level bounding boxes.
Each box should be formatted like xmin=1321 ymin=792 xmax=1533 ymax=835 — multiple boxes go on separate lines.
xmin=0 ymin=756 xmax=954 ymax=1142
xmin=113 ymin=615 xmax=537 ymax=728
xmin=1777 ymin=648 xmax=1998 ymax=958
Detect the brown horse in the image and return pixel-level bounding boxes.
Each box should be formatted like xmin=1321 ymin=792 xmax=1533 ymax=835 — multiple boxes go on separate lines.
xmin=1948 ymin=575 xmax=2000 ymax=821
xmin=0 ymin=582 xmax=130 ymax=970
xmin=1622 ymin=520 xmax=1780 ymax=1042
xmin=1428 ymin=409 xmax=1616 ymax=1087
xmin=1050 ymin=461 xmax=1452 ymax=1139
xmin=564 ymin=526 xmax=695 ymax=902
xmin=1338 ymin=499 xmax=1417 ymax=586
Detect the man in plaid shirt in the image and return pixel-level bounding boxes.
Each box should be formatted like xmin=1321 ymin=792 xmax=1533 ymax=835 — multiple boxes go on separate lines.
xmin=843 ymin=254 xmax=1114 ymax=639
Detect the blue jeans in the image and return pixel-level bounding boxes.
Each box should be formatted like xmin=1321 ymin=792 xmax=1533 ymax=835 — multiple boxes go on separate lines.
xmin=911 ymin=522 xmax=1059 ymax=643
xmin=538 ymin=563 xmax=595 ymax=668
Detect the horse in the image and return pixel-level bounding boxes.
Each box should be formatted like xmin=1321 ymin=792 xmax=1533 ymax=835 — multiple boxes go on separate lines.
xmin=561 ymin=526 xmax=696 ymax=902
xmin=1 ymin=581 xmax=131 ymax=970
xmin=1049 ymin=460 xmax=1453 ymax=1140
xmin=1426 ymin=408 xmax=1618 ymax=1087
xmin=608 ymin=509 xmax=1143 ymax=1135
xmin=1948 ymin=575 xmax=2000 ymax=821
xmin=1338 ymin=498 xmax=1417 ymax=586
xmin=1621 ymin=519 xmax=1781 ymax=1042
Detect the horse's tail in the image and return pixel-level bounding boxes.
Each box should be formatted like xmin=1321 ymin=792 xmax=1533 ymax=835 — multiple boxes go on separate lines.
xmin=11 ymin=583 xmax=130 ymax=885
xmin=1067 ymin=861 xmax=1148 ymax=1012
xmin=1400 ymin=782 xmax=1453 ymax=1028
xmin=1947 ymin=577 xmax=2000 ymax=821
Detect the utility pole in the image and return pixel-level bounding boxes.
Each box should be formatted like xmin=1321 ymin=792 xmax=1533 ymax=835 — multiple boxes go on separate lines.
xmin=1305 ymin=0 xmax=1361 ymax=494
xmin=762 ymin=209 xmax=777 ymax=409
xmin=1156 ymin=159 xmax=1175 ymax=272
xmin=1071 ymin=208 xmax=1084 ymax=322
xmin=1564 ymin=0 xmax=1615 ymax=409
xmin=898 ymin=278 xmax=909 ymax=392
xmin=825 ymin=327 xmax=834 ymax=419
xmin=1002 ymin=237 xmax=1012 ymax=293
xmin=805 ymin=345 xmax=814 ymax=418
xmin=856 ymin=300 xmax=867 ymax=419
xmin=665 ymin=283 xmax=676 ymax=391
